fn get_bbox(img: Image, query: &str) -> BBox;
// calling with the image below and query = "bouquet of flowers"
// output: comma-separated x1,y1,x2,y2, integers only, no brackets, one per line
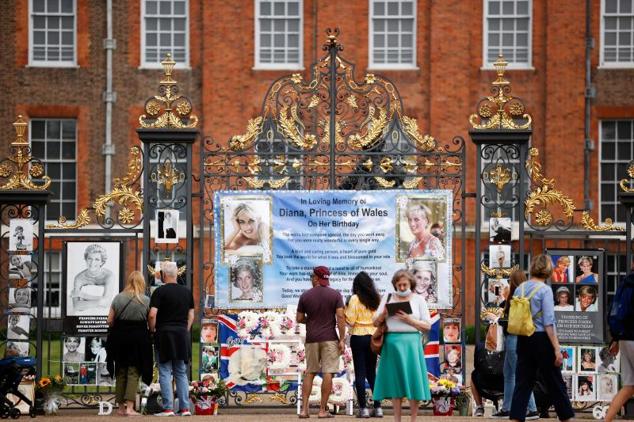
429,379,461,397
190,375,227,416
36,375,65,415
259,312,281,339
278,315,296,336
236,311,260,338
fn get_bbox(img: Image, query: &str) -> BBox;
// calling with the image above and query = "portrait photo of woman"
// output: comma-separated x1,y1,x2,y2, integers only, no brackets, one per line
441,345,462,372
489,244,511,269
551,256,571,283
597,374,618,401
575,256,599,284
575,376,595,401
7,314,30,341
200,319,218,344
9,219,33,252
578,348,597,373
5,341,29,358
8,255,37,280
201,346,219,373
398,200,446,261
553,286,574,311
85,336,112,386
489,217,512,244
409,259,438,304
63,336,85,363
597,346,619,373
222,198,272,263
442,318,461,344
66,242,120,317
230,257,263,303
155,209,179,244
575,285,598,312
8,287,31,312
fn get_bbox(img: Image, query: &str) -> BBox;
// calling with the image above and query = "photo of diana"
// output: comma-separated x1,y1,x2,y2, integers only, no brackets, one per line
229,257,263,303
398,199,446,262
553,286,574,311
575,285,598,312
222,198,272,263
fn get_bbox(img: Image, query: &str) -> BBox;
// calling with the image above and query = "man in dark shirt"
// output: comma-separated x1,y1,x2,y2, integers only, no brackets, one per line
149,261,195,416
296,266,345,419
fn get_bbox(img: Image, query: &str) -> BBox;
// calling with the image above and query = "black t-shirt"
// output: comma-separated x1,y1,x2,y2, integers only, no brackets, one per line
150,283,194,328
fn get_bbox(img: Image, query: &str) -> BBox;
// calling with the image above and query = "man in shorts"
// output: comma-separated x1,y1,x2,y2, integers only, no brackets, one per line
297,266,345,419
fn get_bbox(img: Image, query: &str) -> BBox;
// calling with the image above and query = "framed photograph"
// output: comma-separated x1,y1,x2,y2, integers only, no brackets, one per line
6,381,34,415
442,318,461,344
229,257,263,303
7,314,30,340
84,336,113,385
440,366,463,386
155,209,180,244
487,278,509,306
597,374,619,401
597,346,620,373
553,285,574,312
575,284,598,312
562,374,573,400
578,347,598,373
550,255,573,284
63,362,80,385
201,345,219,373
489,245,511,269
5,341,29,358
226,343,268,386
201,319,218,344
63,336,85,363
489,217,511,244
8,287,31,312
396,196,448,262
79,362,97,385
561,346,576,373
64,241,121,317
221,196,273,263
574,375,596,401
204,294,215,309
574,255,600,285
410,259,438,304
267,340,306,376
9,219,33,252
8,255,36,280
441,345,462,372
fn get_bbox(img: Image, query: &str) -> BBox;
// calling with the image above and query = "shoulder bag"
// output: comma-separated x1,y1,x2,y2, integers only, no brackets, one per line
370,294,392,355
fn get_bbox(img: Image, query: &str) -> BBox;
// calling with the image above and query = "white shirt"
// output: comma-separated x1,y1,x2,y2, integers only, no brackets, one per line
554,304,574,311
374,293,431,333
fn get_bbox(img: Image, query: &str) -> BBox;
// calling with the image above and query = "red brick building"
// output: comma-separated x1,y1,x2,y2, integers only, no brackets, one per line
2,0,634,322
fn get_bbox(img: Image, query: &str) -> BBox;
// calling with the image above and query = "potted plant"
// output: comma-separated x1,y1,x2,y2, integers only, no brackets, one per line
189,374,227,415
454,391,471,416
429,379,462,416
36,375,65,415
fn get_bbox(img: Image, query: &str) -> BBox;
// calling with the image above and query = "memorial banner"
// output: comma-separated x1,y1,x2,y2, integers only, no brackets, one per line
546,249,606,345
214,190,453,309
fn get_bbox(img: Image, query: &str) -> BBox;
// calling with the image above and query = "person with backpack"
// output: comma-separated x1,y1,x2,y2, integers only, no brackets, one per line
605,272,634,422
508,255,574,422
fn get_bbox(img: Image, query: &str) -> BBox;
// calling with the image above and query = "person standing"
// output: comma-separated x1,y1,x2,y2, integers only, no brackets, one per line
149,262,195,417
373,269,431,422
492,269,539,420
106,271,152,416
509,255,574,422
345,271,383,418
605,272,634,422
297,266,345,419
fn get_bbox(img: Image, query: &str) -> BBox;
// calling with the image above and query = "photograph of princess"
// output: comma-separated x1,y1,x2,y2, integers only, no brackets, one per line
575,285,598,312
230,257,263,303
222,198,272,263
576,376,595,401
575,256,598,284
9,220,33,252
578,348,597,373
409,259,438,304
551,256,571,283
398,199,446,261
553,286,574,311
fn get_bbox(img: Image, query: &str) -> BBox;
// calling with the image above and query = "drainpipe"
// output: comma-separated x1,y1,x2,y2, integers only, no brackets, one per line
584,0,595,211
103,0,117,213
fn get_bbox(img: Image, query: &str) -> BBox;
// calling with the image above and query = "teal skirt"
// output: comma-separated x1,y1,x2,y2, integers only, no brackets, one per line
373,332,431,401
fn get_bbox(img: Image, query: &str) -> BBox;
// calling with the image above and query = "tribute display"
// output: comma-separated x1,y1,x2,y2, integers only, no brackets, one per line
214,190,453,309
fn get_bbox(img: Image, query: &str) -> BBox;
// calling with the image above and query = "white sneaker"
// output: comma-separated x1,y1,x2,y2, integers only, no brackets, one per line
155,410,175,417
177,410,192,417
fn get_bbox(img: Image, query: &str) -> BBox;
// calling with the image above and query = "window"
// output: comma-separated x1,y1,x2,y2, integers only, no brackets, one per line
39,252,62,318
30,0,76,66
483,0,531,67
255,0,303,69
601,0,634,66
600,120,633,223
369,0,416,68
30,119,77,221
142,0,189,67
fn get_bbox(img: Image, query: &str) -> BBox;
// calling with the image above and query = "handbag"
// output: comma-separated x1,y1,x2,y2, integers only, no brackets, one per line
370,294,391,355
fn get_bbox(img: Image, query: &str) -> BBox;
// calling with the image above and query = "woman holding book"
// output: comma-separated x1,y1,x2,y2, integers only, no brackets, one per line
373,269,431,422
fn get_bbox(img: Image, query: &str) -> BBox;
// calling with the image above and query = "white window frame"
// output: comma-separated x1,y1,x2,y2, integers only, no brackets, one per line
482,0,533,69
28,0,77,67
37,251,62,319
598,119,633,223
140,0,190,69
254,0,304,70
368,0,418,70
29,118,78,223
600,0,634,68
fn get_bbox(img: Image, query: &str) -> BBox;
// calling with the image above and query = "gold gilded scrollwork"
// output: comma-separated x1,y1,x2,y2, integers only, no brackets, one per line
229,117,263,151
278,105,317,150
401,116,436,151
619,160,634,193
469,55,532,130
580,211,621,231
138,54,198,129
151,158,185,196
0,116,52,191
348,106,387,149
374,177,396,188
524,147,575,227
147,261,187,277
481,263,519,279
488,164,512,192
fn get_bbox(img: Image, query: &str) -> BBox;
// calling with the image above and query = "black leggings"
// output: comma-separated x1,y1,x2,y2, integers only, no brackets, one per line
350,335,380,409
510,332,574,421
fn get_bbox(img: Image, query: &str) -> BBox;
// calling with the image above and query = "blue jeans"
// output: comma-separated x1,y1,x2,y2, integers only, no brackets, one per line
503,335,536,413
158,358,190,412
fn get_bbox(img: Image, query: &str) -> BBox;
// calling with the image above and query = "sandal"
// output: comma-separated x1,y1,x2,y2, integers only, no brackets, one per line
298,414,310,419
317,414,334,419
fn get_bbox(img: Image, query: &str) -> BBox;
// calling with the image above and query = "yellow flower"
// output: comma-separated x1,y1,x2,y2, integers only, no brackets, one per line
38,378,51,388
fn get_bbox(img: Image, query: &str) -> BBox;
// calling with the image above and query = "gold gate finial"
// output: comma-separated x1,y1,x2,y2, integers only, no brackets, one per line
0,115,51,191
138,54,198,129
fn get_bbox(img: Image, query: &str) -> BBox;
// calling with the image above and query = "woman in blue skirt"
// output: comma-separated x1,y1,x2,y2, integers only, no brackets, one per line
373,269,431,421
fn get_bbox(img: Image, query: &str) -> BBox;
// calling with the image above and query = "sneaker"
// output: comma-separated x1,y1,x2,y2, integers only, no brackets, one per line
357,408,370,418
491,410,510,419
474,407,485,417
154,410,175,417
526,411,540,420
177,410,192,417
372,408,383,418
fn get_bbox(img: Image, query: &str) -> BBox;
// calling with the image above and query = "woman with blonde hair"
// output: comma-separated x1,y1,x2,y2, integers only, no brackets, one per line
106,271,153,416
404,202,445,260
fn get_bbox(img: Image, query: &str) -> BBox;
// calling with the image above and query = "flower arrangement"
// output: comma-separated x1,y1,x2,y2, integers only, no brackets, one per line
259,312,281,338
236,311,260,338
429,379,462,397
190,374,227,399
36,375,65,395
267,343,291,370
278,315,295,336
